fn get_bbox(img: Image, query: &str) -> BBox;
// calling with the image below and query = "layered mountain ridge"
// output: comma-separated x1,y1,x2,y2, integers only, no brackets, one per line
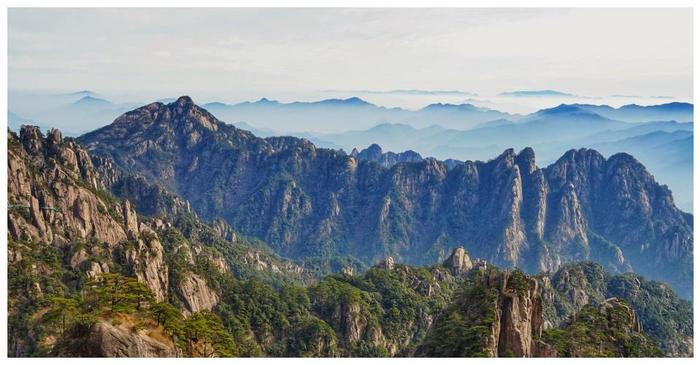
77,96,693,298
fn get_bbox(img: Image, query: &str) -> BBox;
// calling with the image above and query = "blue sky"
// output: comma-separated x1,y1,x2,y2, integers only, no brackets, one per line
8,8,693,111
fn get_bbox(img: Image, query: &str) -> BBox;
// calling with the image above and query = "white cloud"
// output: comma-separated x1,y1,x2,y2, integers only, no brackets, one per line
8,8,692,109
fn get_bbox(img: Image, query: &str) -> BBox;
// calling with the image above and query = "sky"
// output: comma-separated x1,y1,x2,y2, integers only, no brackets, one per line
8,8,693,112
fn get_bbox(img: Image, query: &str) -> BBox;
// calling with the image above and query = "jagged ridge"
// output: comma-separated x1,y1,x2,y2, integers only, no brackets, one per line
76,96,693,299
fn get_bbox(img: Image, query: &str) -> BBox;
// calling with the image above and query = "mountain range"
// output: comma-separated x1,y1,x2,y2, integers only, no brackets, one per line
76,97,693,299
7,94,695,357
9,93,693,213
301,111,693,212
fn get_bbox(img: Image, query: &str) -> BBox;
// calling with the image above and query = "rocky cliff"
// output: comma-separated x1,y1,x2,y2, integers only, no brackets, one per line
7,126,304,357
78,97,693,298
416,264,554,357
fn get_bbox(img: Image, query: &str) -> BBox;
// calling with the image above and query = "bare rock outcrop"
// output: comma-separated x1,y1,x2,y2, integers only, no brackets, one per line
377,256,395,270
125,227,169,302
56,319,177,357
495,277,547,357
444,246,472,275
8,127,128,247
177,272,219,315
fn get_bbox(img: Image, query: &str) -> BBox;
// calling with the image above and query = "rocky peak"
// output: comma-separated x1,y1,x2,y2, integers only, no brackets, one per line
19,125,44,156
122,200,139,238
444,246,473,275
47,128,63,145
493,148,517,169
341,266,354,276
362,143,383,158
212,218,238,243
356,143,423,168
8,127,128,246
515,147,537,175
377,256,395,270
55,318,178,357
175,95,194,107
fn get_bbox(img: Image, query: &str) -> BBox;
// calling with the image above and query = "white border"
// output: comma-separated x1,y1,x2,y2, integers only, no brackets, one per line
1,1,697,364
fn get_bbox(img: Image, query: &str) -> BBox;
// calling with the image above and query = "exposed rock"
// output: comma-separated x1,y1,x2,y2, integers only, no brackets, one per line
56,319,177,357
496,277,545,357
8,128,128,247
212,218,237,242
177,272,219,315
419,270,551,357
444,246,472,275
122,200,139,238
240,250,304,275
70,248,90,269
599,298,643,333
125,227,169,302
173,243,195,265
378,256,395,270
211,256,228,274
356,144,423,168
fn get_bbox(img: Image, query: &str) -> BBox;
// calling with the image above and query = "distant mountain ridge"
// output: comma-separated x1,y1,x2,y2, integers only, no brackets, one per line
203,97,520,132
78,96,694,299
301,108,693,212
73,95,112,106
574,102,693,123
11,92,693,211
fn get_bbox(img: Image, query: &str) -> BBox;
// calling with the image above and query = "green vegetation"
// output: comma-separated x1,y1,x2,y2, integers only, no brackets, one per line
543,301,662,357
418,280,499,357
541,261,693,356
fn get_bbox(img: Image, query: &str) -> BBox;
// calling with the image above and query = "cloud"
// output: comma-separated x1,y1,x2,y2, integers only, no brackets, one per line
325,89,478,96
499,90,575,97
8,8,692,105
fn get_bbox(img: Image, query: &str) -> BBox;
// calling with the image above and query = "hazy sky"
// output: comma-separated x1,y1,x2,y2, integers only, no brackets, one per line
8,8,693,109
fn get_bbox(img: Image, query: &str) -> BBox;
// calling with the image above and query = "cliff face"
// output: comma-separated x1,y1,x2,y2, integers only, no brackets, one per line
494,275,547,357
7,127,294,357
8,127,175,303
78,97,693,298
177,272,220,315
9,127,128,247
417,264,554,357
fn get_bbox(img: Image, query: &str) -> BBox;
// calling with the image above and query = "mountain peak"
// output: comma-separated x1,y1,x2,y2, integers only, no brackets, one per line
74,95,111,105
174,95,194,106
516,147,537,173
366,143,383,153
530,104,604,120
256,97,278,104
318,97,371,106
